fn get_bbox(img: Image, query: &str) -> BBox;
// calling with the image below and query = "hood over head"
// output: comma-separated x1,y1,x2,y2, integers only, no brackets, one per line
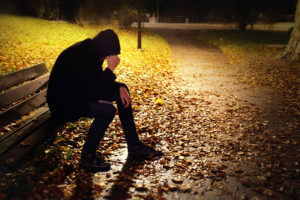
92,29,121,58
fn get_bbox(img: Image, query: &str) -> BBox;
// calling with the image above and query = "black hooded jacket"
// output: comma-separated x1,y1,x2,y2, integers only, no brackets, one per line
46,29,123,121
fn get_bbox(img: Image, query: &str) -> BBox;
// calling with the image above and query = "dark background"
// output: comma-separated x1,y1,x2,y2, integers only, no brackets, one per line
0,0,296,30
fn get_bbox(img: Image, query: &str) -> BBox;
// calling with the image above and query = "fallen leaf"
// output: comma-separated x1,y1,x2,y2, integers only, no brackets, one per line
155,98,163,105
172,176,183,184
6,157,15,164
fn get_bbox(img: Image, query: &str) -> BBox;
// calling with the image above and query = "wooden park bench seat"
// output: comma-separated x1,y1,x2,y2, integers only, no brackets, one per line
0,63,58,171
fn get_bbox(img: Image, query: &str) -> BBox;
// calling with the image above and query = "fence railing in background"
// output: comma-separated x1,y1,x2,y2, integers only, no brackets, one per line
147,15,295,24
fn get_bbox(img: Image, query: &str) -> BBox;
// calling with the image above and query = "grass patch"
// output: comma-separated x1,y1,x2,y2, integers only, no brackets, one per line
196,30,300,90
196,30,289,62
0,14,171,75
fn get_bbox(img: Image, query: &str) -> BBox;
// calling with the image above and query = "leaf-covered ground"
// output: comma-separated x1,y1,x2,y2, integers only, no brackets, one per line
1,15,300,200
150,29,300,199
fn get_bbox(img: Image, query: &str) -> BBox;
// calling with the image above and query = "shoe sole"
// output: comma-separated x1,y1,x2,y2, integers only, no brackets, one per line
91,165,110,172
128,152,164,159
80,161,111,172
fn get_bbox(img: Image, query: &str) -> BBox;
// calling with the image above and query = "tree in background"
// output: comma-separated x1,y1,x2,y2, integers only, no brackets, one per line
0,0,16,13
75,0,115,25
277,0,300,60
232,0,295,31
233,0,258,31
30,0,60,20
61,0,83,21
114,2,138,29
28,0,82,21
114,0,152,29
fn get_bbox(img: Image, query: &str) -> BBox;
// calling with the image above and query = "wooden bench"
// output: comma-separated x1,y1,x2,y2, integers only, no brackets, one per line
0,63,57,171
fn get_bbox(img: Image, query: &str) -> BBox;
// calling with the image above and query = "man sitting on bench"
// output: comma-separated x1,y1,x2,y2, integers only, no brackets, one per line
46,29,163,172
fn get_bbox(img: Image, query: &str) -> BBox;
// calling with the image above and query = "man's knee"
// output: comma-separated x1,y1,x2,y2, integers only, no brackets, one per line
89,100,116,120
105,103,116,120
98,100,116,120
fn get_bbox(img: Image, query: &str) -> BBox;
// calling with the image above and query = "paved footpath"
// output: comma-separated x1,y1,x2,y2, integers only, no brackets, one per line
149,28,283,112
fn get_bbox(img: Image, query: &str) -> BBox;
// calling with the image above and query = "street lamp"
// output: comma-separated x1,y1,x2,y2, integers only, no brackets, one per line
137,0,142,50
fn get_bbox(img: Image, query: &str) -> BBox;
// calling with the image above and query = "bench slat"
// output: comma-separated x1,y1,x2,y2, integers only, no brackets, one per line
0,63,48,91
0,110,52,171
0,63,57,172
0,75,49,109
0,90,47,127
0,106,49,155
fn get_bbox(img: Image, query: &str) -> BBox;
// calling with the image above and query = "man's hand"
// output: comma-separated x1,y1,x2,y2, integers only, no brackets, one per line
119,86,130,108
107,55,120,72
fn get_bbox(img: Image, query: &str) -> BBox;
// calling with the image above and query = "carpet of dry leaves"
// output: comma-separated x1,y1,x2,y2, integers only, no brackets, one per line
0,16,300,200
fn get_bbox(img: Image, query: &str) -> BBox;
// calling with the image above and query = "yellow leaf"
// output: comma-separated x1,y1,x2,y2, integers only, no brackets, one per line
155,98,163,105
257,176,267,181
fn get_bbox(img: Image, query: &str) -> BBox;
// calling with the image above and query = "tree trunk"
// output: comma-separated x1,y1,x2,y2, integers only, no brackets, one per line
277,0,300,60
239,21,247,31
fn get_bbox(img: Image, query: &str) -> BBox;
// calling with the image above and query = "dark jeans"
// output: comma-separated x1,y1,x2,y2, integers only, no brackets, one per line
81,85,140,156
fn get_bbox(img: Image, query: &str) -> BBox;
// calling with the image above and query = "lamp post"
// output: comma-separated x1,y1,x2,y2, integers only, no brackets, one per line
156,0,160,23
137,0,142,50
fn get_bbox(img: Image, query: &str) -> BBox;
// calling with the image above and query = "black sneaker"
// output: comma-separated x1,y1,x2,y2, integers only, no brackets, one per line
80,154,110,172
128,143,163,157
